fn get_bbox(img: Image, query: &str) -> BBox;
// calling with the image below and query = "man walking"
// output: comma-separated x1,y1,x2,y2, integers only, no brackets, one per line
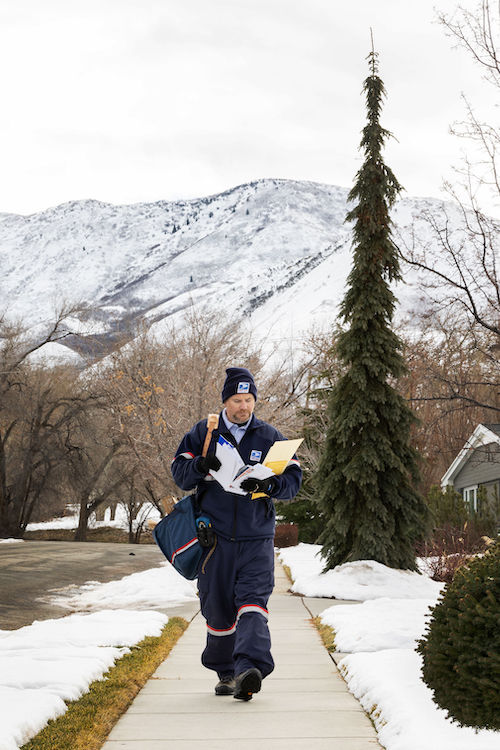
171,367,302,700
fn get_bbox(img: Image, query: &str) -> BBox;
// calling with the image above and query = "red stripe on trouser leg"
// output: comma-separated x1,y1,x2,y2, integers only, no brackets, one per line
198,536,275,679
207,622,237,636
237,604,269,621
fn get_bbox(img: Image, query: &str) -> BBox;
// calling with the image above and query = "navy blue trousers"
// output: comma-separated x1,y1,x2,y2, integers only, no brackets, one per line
197,535,275,679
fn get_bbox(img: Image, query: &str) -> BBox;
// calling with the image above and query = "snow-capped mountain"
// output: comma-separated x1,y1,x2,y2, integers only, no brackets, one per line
0,178,440,364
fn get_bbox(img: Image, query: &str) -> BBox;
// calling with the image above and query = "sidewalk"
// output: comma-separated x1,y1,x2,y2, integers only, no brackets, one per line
102,558,383,750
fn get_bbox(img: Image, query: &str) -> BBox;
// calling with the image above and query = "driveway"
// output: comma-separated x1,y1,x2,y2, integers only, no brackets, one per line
0,540,175,630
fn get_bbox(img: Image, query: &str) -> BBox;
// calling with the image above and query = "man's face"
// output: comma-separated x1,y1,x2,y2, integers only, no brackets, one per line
224,394,256,425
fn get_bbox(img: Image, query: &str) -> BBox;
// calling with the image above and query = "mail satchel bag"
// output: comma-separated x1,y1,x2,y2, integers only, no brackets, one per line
155,414,219,579
153,494,203,580
153,495,217,581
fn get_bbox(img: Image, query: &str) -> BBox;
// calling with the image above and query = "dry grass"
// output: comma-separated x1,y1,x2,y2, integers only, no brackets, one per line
21,617,188,750
23,527,156,544
312,615,336,653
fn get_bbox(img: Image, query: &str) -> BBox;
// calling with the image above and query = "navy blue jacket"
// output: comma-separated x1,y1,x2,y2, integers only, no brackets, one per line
171,412,302,541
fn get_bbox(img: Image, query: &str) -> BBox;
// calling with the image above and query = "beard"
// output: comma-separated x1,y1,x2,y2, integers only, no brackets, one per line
233,416,250,425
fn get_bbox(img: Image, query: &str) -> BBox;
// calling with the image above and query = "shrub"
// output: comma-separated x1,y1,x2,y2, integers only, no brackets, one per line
416,522,490,583
275,497,323,543
427,484,467,528
417,543,500,731
274,523,298,548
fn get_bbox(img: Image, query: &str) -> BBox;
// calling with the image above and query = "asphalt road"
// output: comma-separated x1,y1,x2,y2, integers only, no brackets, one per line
0,540,186,630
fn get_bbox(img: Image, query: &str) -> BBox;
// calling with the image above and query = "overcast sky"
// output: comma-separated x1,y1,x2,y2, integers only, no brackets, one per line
0,0,491,216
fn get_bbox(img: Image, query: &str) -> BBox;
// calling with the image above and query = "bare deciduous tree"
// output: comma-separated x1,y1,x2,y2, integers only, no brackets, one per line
397,1,500,422
0,306,98,538
98,307,307,515
399,316,500,491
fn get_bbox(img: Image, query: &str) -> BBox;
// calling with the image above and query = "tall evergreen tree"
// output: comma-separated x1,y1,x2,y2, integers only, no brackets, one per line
316,50,428,571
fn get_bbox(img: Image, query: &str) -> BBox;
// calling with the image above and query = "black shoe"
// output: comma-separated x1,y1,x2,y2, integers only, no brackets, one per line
215,676,235,695
233,668,262,701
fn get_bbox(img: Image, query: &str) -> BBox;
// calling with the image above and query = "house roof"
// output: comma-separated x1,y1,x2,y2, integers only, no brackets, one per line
483,423,500,437
441,423,500,489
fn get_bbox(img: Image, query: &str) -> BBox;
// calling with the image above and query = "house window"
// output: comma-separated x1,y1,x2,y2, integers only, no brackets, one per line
464,486,478,513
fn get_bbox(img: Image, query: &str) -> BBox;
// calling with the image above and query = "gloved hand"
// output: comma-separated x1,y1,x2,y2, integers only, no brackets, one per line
240,476,278,496
197,453,221,474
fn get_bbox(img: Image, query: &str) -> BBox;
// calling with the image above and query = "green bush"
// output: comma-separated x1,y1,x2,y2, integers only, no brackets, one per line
275,496,323,543
417,543,500,731
427,484,467,528
426,484,499,538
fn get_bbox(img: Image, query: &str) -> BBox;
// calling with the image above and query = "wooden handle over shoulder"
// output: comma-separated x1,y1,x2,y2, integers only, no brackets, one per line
202,413,219,457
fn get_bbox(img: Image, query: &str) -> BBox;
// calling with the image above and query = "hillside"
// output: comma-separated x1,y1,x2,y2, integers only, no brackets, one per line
0,178,444,363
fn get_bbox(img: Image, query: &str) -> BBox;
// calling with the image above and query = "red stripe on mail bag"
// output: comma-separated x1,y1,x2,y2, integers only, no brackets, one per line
171,536,199,564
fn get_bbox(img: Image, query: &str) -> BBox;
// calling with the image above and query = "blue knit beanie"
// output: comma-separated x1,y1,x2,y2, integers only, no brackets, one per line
221,367,257,402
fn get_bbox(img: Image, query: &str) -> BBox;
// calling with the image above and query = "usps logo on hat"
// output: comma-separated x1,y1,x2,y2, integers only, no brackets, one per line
237,382,250,393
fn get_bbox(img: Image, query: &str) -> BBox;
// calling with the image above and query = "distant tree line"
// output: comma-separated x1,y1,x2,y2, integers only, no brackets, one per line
0,306,305,541
2,288,500,545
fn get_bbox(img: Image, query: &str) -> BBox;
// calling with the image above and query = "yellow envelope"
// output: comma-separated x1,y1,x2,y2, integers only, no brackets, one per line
252,438,303,498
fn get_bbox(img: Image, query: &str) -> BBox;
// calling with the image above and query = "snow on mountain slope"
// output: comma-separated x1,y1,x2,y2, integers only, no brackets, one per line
0,178,447,362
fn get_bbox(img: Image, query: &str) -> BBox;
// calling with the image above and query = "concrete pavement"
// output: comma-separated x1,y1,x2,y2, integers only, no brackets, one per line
102,558,382,750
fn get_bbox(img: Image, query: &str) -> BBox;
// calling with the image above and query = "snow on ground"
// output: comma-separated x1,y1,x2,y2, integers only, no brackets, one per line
2,519,499,750
0,610,170,750
0,538,24,544
25,503,161,532
0,510,195,750
43,561,198,613
278,543,500,750
1,505,144,545
279,542,443,600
